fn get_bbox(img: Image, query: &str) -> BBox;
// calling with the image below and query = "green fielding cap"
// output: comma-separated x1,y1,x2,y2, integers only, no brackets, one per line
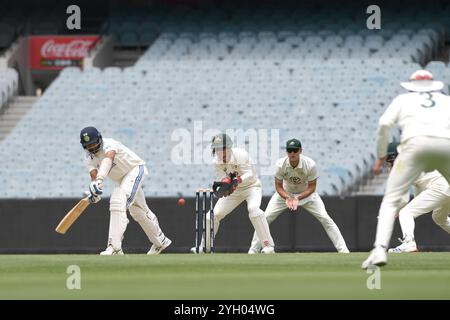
286,138,302,149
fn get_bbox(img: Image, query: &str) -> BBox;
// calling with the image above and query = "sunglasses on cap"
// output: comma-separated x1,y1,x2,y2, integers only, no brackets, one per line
287,148,299,153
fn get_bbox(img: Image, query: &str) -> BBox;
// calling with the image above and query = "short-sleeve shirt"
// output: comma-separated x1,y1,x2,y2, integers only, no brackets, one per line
275,155,318,194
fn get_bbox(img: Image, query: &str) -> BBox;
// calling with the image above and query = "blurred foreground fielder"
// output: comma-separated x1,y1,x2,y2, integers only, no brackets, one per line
192,133,275,253
80,126,171,255
248,139,349,253
363,70,450,268
381,142,450,253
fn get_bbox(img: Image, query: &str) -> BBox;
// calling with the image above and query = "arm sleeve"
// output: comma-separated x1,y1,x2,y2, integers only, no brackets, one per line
376,97,402,158
85,157,98,173
275,163,284,181
238,151,254,183
239,164,254,183
103,140,119,153
307,161,319,181
97,157,113,181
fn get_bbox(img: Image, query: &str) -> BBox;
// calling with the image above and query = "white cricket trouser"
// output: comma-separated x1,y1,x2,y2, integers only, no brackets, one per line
249,192,348,252
204,185,274,249
399,187,450,238
108,165,166,250
375,136,450,249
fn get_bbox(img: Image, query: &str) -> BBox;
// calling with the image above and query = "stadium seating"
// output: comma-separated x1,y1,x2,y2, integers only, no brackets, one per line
101,2,450,52
0,68,18,111
0,58,419,198
1,3,449,198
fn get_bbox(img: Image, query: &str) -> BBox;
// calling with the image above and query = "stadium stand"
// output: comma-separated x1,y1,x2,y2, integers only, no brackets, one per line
101,2,449,53
0,1,106,52
1,2,450,198
0,58,421,198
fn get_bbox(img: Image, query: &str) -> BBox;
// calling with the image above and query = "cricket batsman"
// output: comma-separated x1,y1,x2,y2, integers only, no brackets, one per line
248,138,349,253
363,70,450,268
192,133,275,253
81,126,171,255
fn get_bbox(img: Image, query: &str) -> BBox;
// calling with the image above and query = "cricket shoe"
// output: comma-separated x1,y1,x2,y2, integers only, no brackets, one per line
361,246,387,269
388,237,418,253
248,247,260,254
100,245,124,255
148,237,172,255
261,246,275,254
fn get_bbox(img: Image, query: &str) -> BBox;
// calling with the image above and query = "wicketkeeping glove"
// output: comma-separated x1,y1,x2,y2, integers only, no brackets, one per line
229,171,242,187
212,178,234,198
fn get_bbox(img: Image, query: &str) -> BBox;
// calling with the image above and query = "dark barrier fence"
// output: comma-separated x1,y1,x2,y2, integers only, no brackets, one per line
0,196,448,253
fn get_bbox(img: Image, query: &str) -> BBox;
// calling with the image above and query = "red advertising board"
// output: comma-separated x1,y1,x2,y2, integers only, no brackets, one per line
29,35,99,70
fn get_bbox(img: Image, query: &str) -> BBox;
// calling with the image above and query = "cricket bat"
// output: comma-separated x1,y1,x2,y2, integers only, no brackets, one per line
55,197,90,234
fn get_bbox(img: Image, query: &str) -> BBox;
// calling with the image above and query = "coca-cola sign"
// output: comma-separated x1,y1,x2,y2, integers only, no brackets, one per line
29,36,99,70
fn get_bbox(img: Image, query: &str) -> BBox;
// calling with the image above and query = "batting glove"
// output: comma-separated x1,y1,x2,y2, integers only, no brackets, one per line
89,179,103,196
84,191,101,204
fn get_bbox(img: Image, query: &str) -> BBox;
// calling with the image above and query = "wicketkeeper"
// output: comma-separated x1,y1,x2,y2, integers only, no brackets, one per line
191,133,275,253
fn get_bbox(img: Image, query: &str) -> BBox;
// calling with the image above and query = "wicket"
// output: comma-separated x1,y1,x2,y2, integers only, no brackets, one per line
195,188,214,253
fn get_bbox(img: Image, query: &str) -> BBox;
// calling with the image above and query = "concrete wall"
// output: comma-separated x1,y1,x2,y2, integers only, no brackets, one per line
2,37,35,95
84,36,114,69
0,196,449,253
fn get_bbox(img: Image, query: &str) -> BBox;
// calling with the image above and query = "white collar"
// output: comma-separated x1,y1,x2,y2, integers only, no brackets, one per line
286,155,302,169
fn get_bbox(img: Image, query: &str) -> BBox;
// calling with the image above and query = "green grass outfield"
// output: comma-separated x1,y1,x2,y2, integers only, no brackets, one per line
0,253,449,299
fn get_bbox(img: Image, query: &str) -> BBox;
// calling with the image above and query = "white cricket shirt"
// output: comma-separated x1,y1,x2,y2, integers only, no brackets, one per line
376,92,450,158
213,147,260,189
275,155,318,194
85,138,145,182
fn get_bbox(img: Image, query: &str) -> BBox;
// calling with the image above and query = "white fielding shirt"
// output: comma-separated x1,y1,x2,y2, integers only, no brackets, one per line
275,155,318,194
214,147,260,189
376,92,450,158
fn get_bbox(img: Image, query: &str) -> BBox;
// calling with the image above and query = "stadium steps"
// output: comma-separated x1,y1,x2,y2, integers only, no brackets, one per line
0,96,38,142
113,49,143,67
354,171,389,195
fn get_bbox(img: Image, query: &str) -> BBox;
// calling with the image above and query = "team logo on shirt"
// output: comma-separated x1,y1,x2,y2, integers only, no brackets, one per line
289,176,304,184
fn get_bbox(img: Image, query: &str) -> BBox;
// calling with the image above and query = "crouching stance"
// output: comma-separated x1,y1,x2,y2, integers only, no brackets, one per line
80,126,171,255
382,142,450,253
192,133,275,253
249,139,349,254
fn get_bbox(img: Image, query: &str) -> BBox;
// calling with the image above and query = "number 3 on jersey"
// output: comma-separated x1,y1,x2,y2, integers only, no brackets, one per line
420,92,436,108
